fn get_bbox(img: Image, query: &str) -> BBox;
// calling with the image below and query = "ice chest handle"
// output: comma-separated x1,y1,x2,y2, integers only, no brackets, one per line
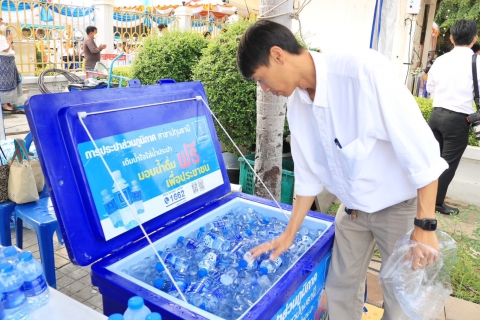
302,260,319,275
157,79,176,85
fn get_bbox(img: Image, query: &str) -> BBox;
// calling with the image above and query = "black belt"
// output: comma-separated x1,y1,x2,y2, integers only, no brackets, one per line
345,207,358,215
433,107,468,117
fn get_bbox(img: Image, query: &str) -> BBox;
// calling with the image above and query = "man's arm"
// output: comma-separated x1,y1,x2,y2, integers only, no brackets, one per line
407,180,440,269
250,195,316,260
1,34,13,52
426,64,436,93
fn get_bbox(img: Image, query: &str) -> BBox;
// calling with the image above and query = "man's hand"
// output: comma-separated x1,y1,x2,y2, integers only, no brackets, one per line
405,227,440,270
249,230,296,260
6,34,13,43
100,44,107,50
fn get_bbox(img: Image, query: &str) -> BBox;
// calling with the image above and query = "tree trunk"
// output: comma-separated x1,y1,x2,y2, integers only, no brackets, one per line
254,0,293,201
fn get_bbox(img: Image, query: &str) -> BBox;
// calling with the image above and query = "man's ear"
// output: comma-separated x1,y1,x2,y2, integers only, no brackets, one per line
270,46,285,65
450,36,455,46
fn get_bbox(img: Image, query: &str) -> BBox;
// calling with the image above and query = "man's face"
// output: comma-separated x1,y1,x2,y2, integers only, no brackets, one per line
251,58,296,97
89,30,97,39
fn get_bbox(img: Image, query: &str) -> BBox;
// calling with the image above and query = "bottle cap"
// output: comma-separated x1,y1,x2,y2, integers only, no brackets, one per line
259,267,268,275
222,229,228,235
108,313,124,320
18,251,33,262
101,189,108,196
199,303,206,310
198,268,208,277
157,250,163,256
199,227,205,232
155,262,165,272
249,220,255,226
177,236,185,244
262,216,270,224
246,228,253,236
239,259,248,268
0,262,13,273
145,313,162,320
3,246,17,257
153,278,164,289
127,296,144,310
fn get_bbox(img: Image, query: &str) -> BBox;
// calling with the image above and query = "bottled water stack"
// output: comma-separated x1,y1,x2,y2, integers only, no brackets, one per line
0,262,30,320
124,206,326,320
16,252,50,310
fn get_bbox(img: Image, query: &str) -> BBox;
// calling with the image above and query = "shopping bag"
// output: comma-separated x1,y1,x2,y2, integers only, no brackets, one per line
19,138,44,193
8,139,39,204
0,145,10,202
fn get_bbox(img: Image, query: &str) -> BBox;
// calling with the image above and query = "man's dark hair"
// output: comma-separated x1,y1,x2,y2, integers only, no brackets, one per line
158,23,167,31
203,31,211,38
472,43,480,53
85,26,97,35
450,19,478,46
237,20,303,79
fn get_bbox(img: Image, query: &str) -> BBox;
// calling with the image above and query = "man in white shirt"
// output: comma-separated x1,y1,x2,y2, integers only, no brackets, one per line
237,21,447,319
427,19,479,215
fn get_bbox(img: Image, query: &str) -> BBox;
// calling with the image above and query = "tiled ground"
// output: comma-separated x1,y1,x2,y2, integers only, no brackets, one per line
9,228,104,315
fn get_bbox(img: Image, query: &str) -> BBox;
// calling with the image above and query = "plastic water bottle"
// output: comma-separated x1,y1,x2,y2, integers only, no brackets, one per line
101,189,124,228
16,251,49,310
123,296,151,320
259,256,285,275
160,251,190,274
176,236,204,252
198,251,219,275
153,278,173,293
0,280,5,320
2,246,20,264
130,180,145,214
0,262,30,320
201,233,230,251
145,313,162,320
108,313,124,320
111,170,137,230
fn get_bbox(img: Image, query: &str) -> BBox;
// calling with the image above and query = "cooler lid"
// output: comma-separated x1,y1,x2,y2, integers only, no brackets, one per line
25,81,231,266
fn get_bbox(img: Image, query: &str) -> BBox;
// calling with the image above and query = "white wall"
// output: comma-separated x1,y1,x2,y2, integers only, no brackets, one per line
291,0,375,52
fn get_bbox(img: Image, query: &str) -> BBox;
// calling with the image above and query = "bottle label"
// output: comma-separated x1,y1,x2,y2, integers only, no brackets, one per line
175,280,187,292
3,287,26,309
187,281,204,294
131,190,142,202
234,234,243,242
104,198,118,215
164,253,177,266
230,242,243,253
274,257,283,268
212,287,226,299
203,233,216,248
185,239,201,250
23,274,48,297
204,252,218,263
213,220,226,228
115,187,131,208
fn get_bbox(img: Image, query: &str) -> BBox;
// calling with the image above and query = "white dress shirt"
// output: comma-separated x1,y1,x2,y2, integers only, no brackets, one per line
0,35,14,56
426,46,479,115
287,50,448,213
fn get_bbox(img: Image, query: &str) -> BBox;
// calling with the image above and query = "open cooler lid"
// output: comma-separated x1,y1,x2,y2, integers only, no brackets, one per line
25,81,232,266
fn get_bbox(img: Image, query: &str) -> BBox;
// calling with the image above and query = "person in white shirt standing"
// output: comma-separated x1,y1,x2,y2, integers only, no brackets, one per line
237,21,448,319
427,19,479,215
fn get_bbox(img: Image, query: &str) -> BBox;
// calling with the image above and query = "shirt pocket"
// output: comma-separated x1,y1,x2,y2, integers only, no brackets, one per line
337,137,376,180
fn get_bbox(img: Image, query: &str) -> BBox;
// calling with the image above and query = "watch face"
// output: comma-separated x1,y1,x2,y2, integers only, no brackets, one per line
423,219,437,231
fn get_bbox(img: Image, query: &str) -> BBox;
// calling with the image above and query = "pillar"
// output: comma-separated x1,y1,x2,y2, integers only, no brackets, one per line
174,6,193,32
93,0,115,54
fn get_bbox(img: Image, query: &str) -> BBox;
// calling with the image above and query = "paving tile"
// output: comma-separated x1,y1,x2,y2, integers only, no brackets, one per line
56,275,75,289
55,247,70,259
77,274,93,286
54,254,71,269
82,264,92,273
82,301,97,311
32,251,41,260
94,307,104,314
57,263,82,276
69,293,85,303
69,268,89,280
63,280,87,294
75,286,99,301
86,294,103,308
58,287,75,298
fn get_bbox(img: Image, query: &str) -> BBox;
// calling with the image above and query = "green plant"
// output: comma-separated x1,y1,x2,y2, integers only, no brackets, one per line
132,31,208,84
112,66,133,79
192,20,290,155
436,206,480,304
414,97,478,147
326,202,340,216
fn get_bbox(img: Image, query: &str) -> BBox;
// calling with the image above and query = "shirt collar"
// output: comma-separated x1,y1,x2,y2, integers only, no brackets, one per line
451,46,476,54
298,51,328,107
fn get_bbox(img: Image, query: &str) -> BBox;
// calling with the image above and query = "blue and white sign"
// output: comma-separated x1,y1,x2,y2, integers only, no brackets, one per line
272,253,331,320
77,116,223,240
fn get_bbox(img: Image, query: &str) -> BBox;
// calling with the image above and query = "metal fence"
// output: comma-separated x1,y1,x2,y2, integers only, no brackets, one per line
1,1,225,76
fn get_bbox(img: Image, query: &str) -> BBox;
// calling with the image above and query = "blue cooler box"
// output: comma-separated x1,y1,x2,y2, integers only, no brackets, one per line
25,81,334,320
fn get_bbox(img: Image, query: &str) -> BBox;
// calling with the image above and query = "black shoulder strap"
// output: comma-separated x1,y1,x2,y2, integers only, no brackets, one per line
473,54,480,108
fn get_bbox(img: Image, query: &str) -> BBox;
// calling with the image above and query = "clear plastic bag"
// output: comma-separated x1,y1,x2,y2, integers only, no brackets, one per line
379,229,457,320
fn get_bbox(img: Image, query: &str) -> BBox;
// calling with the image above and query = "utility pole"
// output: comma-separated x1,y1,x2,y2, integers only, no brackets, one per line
253,0,293,202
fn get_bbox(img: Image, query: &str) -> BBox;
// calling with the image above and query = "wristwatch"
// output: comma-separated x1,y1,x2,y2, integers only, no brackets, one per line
414,218,437,231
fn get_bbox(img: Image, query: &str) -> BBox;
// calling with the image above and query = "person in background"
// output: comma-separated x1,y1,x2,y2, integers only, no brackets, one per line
227,11,240,24
0,17,24,114
237,20,446,320
472,43,480,55
426,19,479,215
83,26,106,72
203,31,211,40
114,42,125,54
158,23,167,36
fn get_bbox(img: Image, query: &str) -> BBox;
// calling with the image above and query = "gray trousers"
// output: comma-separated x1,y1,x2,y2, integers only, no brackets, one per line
325,199,417,320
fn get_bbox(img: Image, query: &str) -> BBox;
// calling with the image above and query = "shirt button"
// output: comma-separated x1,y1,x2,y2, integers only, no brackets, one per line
324,143,329,147
340,192,345,195
318,115,323,120
331,168,335,172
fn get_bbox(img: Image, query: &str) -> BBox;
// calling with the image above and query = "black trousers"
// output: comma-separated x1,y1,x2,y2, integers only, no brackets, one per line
428,107,470,205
